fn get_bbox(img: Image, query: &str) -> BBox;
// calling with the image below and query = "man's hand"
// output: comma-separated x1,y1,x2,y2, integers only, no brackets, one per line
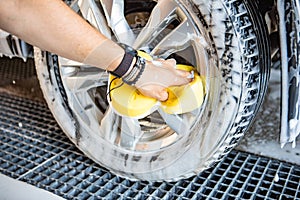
135,58,193,101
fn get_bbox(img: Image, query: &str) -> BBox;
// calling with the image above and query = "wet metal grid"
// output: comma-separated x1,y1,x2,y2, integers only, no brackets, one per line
0,56,36,86
0,93,299,200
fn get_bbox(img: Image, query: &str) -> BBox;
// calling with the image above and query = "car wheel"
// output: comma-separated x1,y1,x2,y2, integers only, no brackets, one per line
35,0,270,181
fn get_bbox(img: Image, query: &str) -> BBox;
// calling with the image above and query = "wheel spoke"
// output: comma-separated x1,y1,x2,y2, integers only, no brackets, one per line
99,0,135,44
150,19,198,58
158,109,190,136
77,0,111,38
133,0,178,50
59,64,109,130
119,118,143,150
69,91,103,131
99,107,145,150
60,63,108,93
99,106,121,141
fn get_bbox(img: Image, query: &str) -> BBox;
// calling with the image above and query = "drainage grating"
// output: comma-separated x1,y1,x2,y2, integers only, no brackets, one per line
0,57,36,86
0,93,299,200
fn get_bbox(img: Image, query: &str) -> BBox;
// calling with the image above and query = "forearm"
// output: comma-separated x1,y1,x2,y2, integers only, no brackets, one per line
0,0,123,70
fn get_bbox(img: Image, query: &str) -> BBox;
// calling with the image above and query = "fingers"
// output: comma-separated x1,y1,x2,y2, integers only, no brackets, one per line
157,90,169,102
164,58,176,68
135,58,193,101
175,69,193,84
162,59,193,85
138,86,169,102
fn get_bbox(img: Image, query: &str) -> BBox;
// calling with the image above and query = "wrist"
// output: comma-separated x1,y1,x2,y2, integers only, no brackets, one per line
110,44,137,78
106,53,124,72
109,44,146,86
122,57,136,77
122,55,146,85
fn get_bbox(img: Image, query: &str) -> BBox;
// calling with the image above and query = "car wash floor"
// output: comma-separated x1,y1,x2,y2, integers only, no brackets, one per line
0,56,299,200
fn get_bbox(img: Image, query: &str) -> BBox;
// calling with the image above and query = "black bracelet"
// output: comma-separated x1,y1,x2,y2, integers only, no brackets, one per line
122,55,146,85
110,44,137,78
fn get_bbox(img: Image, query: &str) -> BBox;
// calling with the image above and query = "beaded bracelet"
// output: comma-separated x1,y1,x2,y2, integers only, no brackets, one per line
122,55,146,85
110,43,146,85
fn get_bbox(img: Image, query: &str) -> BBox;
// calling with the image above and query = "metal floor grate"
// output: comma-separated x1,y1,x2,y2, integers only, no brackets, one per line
0,93,299,200
0,57,36,86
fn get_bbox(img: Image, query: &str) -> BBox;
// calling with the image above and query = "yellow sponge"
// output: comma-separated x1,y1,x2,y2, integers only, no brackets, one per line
107,52,205,118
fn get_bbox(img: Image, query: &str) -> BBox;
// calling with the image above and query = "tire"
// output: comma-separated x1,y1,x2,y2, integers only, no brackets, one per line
34,0,270,181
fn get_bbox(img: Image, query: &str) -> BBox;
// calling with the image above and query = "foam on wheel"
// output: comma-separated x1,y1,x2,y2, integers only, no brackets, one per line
35,0,270,181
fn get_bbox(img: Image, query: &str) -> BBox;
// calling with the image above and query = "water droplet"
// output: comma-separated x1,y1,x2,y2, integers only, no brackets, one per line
274,173,279,182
